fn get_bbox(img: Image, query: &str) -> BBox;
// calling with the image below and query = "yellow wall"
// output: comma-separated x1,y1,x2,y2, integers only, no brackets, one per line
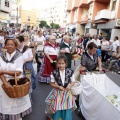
21,9,37,27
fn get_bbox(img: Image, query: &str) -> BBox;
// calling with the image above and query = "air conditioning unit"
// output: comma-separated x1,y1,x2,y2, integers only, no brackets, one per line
116,19,120,27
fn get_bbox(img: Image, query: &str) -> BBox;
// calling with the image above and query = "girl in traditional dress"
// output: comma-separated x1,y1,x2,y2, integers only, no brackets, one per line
45,55,77,120
38,35,59,83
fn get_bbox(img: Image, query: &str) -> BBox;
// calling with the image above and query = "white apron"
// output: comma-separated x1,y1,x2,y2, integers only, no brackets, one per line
0,80,31,115
0,53,31,115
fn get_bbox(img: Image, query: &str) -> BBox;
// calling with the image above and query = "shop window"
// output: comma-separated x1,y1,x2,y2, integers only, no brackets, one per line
112,0,116,11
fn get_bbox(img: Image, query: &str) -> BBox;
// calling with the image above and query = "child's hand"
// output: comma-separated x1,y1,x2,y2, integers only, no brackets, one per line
59,86,65,91
66,86,71,92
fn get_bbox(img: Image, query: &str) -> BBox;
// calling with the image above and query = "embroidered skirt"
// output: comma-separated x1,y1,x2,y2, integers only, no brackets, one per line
45,89,77,119
0,107,32,120
38,55,57,83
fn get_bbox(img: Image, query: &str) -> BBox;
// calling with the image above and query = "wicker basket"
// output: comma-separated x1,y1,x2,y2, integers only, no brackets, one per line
72,54,79,60
70,81,82,95
2,72,31,98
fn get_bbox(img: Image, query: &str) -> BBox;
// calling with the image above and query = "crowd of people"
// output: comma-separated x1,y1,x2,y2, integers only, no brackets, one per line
0,27,120,120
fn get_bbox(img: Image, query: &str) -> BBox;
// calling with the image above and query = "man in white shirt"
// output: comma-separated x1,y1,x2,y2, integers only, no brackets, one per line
112,36,120,52
91,36,101,47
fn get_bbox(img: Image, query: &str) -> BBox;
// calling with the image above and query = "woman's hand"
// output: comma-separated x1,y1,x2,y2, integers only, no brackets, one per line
60,49,66,53
98,67,102,72
4,82,12,88
66,85,71,92
0,70,3,75
59,86,65,91
50,59,53,63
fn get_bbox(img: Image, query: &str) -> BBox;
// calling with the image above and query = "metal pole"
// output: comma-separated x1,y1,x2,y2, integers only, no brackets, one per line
16,6,18,28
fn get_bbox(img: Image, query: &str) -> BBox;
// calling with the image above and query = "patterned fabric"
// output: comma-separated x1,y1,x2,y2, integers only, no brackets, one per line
38,59,51,83
0,107,32,120
52,68,73,88
45,89,77,116
0,50,22,63
81,51,98,71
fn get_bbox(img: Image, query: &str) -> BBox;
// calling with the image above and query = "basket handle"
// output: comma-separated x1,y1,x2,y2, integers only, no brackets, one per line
15,72,18,86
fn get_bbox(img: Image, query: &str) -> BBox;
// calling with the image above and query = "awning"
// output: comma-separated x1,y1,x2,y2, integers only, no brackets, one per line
97,20,116,29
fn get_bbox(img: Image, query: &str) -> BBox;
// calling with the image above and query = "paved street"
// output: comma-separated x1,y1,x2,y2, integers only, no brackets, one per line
23,60,120,120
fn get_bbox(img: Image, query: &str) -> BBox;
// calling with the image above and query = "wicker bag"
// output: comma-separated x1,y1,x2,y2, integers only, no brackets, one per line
2,72,31,98
70,81,82,95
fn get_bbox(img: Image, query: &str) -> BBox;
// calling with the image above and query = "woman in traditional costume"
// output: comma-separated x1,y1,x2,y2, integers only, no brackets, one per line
0,38,31,120
38,35,59,83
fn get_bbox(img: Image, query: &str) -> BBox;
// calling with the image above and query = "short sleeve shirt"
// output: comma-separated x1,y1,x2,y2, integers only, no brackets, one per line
81,52,98,71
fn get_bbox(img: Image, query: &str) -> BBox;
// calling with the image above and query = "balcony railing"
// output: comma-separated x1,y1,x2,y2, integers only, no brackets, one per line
95,9,116,20
81,15,88,22
72,0,79,10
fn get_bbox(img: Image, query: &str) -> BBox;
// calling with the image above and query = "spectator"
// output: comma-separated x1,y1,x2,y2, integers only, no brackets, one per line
83,33,89,50
112,36,120,52
101,37,109,62
98,32,103,40
107,46,120,70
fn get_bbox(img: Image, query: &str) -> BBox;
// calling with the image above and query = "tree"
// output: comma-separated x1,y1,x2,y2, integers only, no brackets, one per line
50,23,60,29
50,23,55,29
39,20,47,28
54,24,60,29
46,24,50,29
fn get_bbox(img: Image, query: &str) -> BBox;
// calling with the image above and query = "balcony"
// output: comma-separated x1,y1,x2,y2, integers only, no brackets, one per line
67,0,72,12
72,0,79,11
95,9,116,21
80,15,88,24
88,0,110,4
79,0,89,8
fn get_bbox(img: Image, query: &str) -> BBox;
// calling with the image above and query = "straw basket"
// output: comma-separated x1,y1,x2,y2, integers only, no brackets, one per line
72,54,79,60
70,81,82,95
2,72,31,98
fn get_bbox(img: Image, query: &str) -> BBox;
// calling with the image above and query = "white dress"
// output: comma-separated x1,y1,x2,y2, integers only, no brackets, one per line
0,51,31,115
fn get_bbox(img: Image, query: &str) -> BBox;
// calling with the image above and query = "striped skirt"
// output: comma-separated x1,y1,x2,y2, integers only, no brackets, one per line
0,107,32,120
45,89,77,119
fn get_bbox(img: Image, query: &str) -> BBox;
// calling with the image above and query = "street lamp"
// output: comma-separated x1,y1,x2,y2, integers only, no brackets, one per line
16,6,18,28
16,0,20,28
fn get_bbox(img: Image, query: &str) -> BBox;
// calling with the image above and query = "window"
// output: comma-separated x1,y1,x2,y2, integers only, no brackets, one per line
27,16,30,21
112,0,116,11
5,0,9,7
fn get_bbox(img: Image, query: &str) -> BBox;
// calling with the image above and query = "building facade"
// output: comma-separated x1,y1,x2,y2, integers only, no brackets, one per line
20,0,40,29
40,0,68,29
67,0,120,40
0,0,12,29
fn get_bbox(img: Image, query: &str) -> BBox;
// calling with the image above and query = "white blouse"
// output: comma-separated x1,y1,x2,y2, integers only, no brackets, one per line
22,49,33,60
0,51,24,79
34,35,45,45
51,69,75,85
44,45,59,56
102,41,109,46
